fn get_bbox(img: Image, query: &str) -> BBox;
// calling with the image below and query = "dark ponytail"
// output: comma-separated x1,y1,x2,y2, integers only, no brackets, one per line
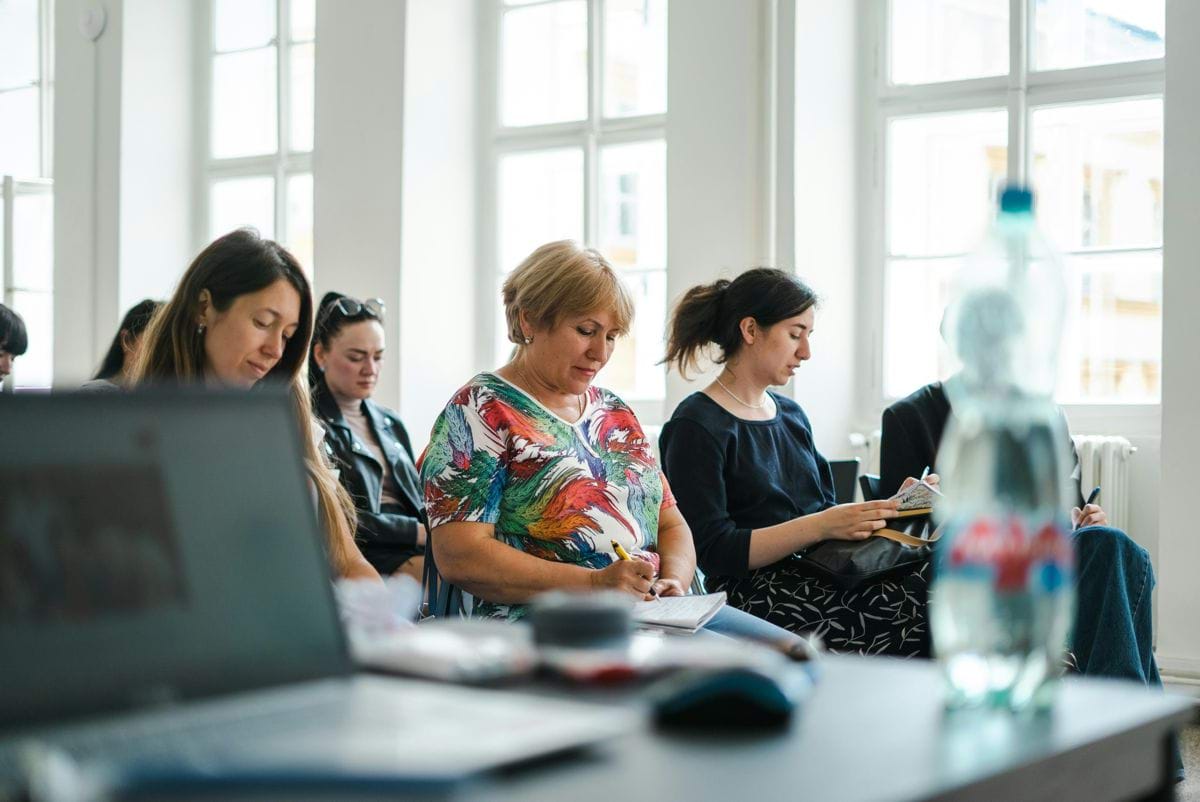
663,268,818,378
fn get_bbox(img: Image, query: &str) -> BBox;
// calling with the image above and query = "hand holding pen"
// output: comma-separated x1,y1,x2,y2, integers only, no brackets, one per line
610,539,660,600
1072,486,1106,530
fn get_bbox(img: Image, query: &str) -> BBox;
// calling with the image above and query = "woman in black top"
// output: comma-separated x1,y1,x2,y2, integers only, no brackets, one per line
310,292,426,581
659,269,931,656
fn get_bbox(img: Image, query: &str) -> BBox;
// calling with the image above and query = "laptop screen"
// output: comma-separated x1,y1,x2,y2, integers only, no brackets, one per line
0,390,350,729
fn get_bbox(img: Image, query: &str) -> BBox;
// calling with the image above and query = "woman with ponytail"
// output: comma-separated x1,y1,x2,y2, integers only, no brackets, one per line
131,228,379,582
660,268,933,656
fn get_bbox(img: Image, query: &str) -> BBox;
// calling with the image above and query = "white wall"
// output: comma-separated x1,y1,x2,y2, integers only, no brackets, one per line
399,0,478,451
665,0,771,414
53,0,124,384
118,0,193,312
791,0,859,459
1156,0,1200,679
312,0,407,412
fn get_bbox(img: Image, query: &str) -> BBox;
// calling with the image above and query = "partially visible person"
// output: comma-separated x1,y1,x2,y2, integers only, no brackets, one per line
0,303,28,387
81,299,162,391
419,241,803,646
131,228,379,582
881,377,1157,681
659,268,931,657
310,292,426,583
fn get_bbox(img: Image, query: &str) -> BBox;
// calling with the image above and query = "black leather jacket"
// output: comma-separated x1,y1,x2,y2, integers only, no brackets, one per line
314,380,426,574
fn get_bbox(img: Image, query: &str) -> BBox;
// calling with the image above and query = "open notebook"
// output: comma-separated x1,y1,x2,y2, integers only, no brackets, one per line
633,592,727,633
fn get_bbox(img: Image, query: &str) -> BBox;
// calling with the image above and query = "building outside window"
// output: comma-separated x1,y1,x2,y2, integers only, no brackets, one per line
488,0,668,418
874,0,1164,406
0,0,54,391
205,0,315,273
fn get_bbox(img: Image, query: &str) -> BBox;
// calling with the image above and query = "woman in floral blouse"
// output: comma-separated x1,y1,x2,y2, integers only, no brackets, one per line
420,240,799,643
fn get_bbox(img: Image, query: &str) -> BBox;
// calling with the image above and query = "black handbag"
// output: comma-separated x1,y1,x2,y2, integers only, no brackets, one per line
793,519,940,591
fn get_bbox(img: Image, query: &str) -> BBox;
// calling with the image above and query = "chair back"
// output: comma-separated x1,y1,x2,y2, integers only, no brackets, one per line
828,458,861,504
859,473,882,502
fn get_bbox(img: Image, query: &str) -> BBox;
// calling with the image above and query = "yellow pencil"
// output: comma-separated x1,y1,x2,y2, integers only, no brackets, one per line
611,539,658,598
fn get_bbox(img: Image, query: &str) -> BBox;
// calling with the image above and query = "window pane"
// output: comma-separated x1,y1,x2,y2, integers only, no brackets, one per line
285,173,314,275
211,48,278,159
291,0,315,42
599,140,665,270
1058,251,1160,403
0,86,40,178
10,290,52,390
497,148,584,271
1034,0,1163,71
214,0,275,52
500,1,587,127
603,0,667,118
889,0,1008,85
882,257,960,399
290,42,314,153
0,0,39,89
887,110,1007,257
12,189,52,292
603,270,665,401
210,176,275,240
1031,98,1162,251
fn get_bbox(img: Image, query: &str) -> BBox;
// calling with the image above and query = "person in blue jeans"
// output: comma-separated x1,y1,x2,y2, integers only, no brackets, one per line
881,379,1180,779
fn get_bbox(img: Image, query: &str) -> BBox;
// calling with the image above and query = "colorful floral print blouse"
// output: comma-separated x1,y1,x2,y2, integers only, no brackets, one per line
420,372,675,620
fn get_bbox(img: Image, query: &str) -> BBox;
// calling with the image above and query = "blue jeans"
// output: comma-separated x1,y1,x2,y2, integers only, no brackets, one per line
1071,525,1181,780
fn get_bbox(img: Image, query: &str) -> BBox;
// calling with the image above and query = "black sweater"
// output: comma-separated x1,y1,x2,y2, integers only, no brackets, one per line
659,391,836,578
880,381,1085,507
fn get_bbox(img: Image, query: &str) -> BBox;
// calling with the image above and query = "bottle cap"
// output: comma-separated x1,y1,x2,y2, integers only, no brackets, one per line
999,186,1034,214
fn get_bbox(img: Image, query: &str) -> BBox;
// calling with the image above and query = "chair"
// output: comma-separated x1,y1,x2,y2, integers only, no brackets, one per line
828,458,861,504
421,531,472,619
859,473,882,502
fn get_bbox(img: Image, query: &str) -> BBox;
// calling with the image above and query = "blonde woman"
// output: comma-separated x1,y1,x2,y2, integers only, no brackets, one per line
420,241,800,644
132,228,378,581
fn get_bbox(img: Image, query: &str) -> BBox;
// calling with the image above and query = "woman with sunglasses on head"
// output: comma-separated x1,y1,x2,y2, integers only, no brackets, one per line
310,293,426,583
131,228,379,582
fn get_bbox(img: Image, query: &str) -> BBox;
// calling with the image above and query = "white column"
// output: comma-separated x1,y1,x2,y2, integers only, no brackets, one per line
52,0,124,385
665,0,769,413
313,0,407,412
1156,0,1200,678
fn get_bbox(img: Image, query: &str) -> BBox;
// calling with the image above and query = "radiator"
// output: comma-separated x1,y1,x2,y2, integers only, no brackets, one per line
1073,435,1137,532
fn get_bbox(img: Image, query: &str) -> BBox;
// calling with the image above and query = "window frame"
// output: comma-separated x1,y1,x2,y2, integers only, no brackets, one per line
479,0,668,425
1,0,55,391
198,0,313,264
863,0,1165,421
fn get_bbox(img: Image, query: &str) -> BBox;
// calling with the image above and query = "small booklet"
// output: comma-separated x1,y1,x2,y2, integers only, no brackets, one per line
889,479,943,517
633,592,727,633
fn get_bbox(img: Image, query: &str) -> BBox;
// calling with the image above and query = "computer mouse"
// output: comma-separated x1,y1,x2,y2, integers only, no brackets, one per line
649,666,811,732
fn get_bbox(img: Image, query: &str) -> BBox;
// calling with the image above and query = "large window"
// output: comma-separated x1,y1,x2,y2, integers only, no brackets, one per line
205,0,315,272
875,0,1164,405
488,0,668,413
0,0,53,391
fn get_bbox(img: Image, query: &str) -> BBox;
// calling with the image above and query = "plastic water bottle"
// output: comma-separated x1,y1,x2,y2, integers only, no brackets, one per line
931,186,1075,711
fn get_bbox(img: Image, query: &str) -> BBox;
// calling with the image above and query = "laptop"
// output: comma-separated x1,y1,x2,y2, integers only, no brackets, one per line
0,390,632,795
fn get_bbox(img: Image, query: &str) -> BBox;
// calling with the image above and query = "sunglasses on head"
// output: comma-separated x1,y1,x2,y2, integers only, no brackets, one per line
332,297,386,319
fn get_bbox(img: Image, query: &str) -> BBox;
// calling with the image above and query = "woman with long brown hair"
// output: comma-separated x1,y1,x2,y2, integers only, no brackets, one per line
132,228,378,581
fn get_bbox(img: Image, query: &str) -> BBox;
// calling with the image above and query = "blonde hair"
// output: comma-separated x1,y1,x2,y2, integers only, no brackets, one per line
132,232,360,579
502,240,634,344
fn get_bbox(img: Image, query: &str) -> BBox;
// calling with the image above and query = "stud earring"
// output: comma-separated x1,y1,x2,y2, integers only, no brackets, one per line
523,335,533,345
197,323,206,335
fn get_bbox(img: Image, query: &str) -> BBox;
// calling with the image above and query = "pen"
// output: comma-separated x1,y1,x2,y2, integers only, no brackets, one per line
1075,486,1101,530
919,465,930,482
611,539,658,599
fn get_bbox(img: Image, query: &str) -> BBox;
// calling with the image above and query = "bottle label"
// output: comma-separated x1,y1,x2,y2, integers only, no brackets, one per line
940,516,1073,594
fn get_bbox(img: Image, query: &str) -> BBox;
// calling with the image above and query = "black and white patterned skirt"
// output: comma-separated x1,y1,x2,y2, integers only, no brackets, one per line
707,559,932,658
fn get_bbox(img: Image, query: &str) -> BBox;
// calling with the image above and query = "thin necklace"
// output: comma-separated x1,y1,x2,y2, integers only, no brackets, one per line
517,362,585,420
715,374,769,409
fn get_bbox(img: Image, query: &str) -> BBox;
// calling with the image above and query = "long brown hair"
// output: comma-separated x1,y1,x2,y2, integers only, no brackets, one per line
132,229,358,577
663,268,818,379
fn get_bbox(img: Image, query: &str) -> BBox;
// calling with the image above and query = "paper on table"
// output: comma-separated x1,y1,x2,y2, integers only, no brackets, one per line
633,592,726,632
